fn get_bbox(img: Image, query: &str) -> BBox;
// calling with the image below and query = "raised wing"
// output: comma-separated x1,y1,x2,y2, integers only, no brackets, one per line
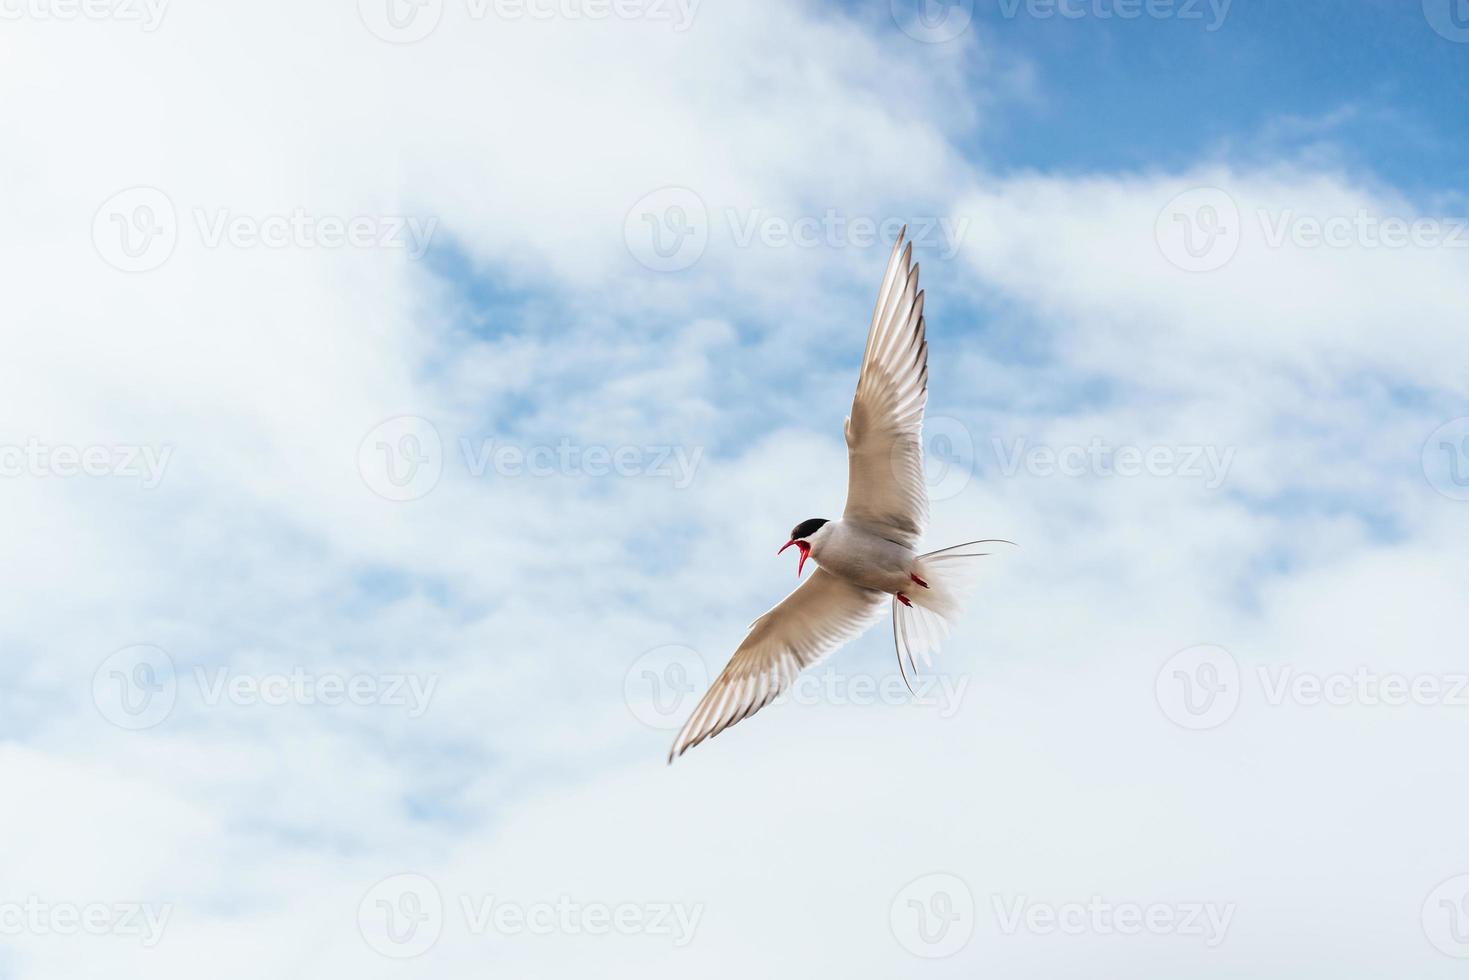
668,569,886,762
842,228,929,549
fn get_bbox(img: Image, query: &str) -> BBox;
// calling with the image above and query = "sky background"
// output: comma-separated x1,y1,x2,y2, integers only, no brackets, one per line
3,0,1469,975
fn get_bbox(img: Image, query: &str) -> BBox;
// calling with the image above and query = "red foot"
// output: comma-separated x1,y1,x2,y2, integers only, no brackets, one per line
910,573,929,589
896,593,913,607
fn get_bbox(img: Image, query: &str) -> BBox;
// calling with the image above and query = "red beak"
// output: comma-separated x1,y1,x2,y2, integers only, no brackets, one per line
778,539,811,576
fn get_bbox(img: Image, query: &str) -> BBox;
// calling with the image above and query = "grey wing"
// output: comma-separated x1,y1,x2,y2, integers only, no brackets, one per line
668,568,887,762
842,227,929,550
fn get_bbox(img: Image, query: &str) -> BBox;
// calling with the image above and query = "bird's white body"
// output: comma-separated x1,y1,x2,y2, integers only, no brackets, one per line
804,519,915,595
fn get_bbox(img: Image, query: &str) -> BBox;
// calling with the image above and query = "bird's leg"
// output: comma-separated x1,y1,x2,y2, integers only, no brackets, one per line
909,573,929,589
896,592,913,607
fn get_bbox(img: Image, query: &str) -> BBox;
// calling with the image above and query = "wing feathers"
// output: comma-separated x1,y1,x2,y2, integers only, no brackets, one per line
668,569,886,762
843,228,932,548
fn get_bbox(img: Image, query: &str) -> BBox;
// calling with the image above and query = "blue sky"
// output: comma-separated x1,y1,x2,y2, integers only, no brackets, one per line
926,0,1469,189
3,0,1469,977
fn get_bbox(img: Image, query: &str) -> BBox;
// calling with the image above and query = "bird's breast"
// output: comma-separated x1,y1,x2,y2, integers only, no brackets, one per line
809,521,915,594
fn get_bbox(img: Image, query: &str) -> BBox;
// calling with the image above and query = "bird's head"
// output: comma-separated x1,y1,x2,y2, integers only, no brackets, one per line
777,518,829,576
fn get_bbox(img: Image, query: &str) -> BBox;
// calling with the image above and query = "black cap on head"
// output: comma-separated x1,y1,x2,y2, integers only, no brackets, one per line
789,518,829,541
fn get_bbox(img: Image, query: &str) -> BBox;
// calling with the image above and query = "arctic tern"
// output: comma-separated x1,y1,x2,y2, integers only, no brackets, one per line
669,227,1009,762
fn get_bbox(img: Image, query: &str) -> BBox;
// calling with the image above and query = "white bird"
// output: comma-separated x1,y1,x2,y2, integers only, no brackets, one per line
669,228,1010,762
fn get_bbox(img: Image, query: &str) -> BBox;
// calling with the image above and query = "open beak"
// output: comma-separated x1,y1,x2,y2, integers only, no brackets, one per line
777,539,811,576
